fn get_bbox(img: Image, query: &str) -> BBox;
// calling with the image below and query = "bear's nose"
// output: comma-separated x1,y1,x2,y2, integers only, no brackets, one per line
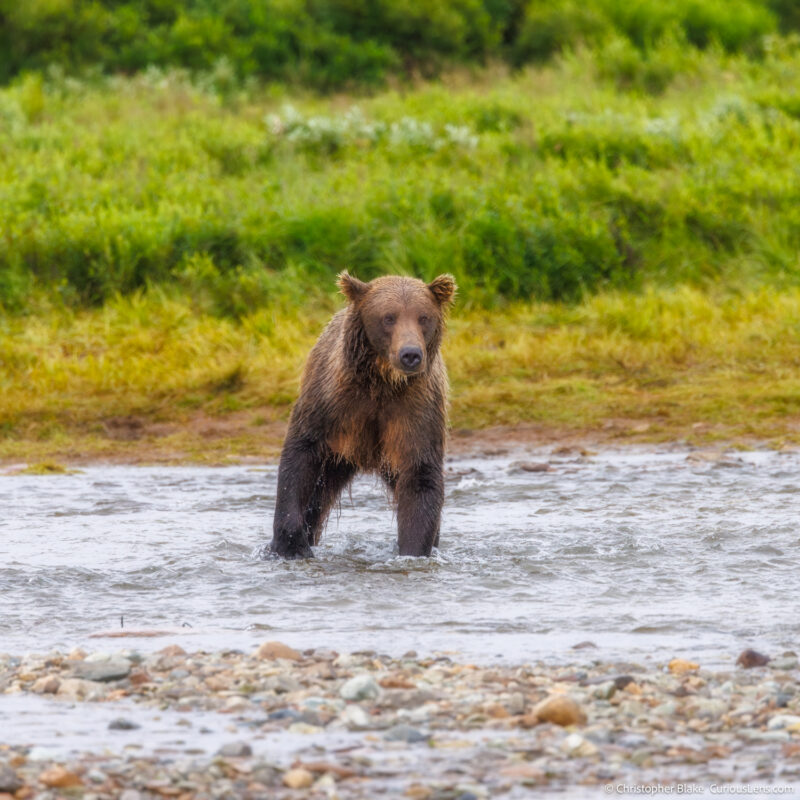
399,346,423,371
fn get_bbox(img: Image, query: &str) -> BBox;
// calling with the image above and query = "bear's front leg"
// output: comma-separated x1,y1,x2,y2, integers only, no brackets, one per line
270,435,322,559
396,461,444,557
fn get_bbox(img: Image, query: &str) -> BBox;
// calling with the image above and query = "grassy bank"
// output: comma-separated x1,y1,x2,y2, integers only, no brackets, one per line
3,285,800,464
3,40,800,311
3,42,800,462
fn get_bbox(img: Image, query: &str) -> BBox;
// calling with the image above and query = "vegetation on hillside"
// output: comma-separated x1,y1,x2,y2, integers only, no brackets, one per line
2,3,800,457
1,0,797,89
3,37,800,315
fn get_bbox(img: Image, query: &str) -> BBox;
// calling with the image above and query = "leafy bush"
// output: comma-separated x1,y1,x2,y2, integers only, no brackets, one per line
3,40,800,314
0,0,791,89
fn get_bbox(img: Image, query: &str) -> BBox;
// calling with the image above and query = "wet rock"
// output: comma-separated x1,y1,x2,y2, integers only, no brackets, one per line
0,765,22,794
736,649,770,668
572,641,598,650
168,668,190,680
378,688,435,709
265,674,302,694
584,674,635,691
158,644,187,658
288,721,324,734
507,692,526,715
652,700,678,716
592,681,617,700
128,668,152,686
767,714,800,731
512,461,552,473
108,718,140,731
254,641,301,661
217,741,253,757
770,655,798,670
340,673,380,701
739,729,790,742
615,732,649,748
283,768,313,789
668,658,699,674
340,704,371,730
533,694,586,727
689,698,727,718
499,763,546,783
562,732,599,758
223,696,251,712
57,677,101,700
39,766,83,788
268,708,301,722
31,674,60,694
73,657,131,682
776,692,794,708
383,724,428,743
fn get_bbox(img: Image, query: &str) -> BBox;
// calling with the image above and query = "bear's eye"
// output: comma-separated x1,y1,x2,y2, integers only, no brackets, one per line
383,314,396,326
419,315,429,325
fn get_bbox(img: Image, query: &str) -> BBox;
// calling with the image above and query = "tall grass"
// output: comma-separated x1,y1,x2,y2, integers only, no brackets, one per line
3,285,799,463
3,38,800,314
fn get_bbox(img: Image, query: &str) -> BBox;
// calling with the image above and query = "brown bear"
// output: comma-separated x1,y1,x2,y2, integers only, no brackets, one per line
269,271,457,559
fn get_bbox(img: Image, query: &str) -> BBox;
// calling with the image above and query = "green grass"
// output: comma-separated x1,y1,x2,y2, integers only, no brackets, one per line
2,285,800,464
3,39,800,314
3,38,800,460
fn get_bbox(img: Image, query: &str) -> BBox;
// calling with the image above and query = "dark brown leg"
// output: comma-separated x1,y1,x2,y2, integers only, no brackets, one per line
396,461,444,557
304,458,357,546
270,435,323,559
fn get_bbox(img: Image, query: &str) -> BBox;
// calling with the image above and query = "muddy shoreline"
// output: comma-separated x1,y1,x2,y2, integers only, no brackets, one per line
2,643,800,799
2,418,796,470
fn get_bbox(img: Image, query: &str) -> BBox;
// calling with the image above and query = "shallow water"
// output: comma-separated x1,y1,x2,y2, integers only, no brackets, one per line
1,448,798,665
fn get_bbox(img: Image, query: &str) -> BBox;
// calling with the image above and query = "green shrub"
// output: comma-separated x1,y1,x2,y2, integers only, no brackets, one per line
0,0,791,89
3,42,800,313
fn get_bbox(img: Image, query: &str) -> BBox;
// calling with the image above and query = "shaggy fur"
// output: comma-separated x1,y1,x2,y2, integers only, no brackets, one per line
269,272,456,558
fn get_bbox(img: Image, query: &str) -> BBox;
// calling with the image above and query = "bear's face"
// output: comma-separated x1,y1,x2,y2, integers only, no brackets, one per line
338,273,456,377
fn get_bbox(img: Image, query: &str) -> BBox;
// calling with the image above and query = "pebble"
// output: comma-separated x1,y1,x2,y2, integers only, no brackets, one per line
283,768,314,789
736,648,770,668
0,765,22,794
217,741,253,757
38,766,83,788
766,714,800,730
1,644,798,797
533,694,587,727
562,733,599,758
668,659,699,674
592,681,617,700
31,675,60,694
383,724,428,743
770,656,798,670
340,673,380,701
72,657,131,682
254,640,302,661
340,704,371,730
108,717,140,730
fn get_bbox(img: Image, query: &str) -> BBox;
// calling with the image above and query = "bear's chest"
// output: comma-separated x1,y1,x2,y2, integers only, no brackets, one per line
326,401,413,471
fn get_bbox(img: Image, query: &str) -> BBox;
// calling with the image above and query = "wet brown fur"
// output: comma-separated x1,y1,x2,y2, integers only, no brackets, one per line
269,272,456,558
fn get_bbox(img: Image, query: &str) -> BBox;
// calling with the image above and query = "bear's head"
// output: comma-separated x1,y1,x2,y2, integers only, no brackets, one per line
338,272,456,379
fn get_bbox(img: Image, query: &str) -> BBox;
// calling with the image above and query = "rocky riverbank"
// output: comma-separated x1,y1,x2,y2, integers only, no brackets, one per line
1,643,799,799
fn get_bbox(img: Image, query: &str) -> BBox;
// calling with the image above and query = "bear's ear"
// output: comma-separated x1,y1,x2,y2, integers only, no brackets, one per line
427,274,457,307
337,271,369,303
